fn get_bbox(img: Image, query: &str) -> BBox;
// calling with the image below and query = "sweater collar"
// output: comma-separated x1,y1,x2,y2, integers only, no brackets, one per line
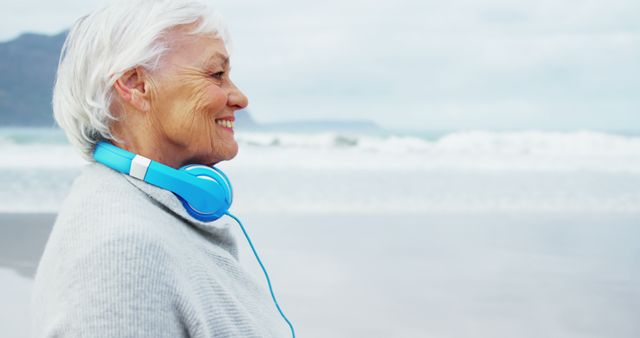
117,167,239,258
121,172,232,229
90,161,232,235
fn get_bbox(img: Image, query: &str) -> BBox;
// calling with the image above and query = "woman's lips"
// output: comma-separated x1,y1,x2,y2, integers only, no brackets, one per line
215,117,234,131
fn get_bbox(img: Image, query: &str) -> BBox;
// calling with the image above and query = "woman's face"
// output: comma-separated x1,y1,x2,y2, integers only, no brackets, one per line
146,33,248,167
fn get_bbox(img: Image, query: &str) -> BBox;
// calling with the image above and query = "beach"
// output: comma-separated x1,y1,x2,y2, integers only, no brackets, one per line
0,213,54,338
3,211,639,338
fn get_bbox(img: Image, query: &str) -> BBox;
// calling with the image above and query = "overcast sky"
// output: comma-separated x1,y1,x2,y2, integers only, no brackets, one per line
2,0,639,131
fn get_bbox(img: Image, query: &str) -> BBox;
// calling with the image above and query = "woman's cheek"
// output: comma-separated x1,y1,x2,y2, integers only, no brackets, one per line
205,84,228,111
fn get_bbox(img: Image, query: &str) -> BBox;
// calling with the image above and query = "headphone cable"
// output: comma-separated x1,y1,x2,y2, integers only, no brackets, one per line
224,212,296,338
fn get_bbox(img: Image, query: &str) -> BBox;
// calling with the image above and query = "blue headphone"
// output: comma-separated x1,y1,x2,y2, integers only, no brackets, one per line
93,140,232,222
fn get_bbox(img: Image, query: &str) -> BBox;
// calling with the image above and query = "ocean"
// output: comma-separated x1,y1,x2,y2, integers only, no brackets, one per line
2,127,640,213
1,127,639,337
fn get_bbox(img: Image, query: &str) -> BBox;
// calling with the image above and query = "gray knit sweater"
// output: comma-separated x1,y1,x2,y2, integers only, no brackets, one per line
31,162,288,337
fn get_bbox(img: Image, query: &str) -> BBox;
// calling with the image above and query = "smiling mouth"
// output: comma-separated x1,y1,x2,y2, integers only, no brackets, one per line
215,118,234,131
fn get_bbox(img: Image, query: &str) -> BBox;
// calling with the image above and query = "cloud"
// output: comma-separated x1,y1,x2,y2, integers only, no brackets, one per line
218,0,640,130
2,0,639,130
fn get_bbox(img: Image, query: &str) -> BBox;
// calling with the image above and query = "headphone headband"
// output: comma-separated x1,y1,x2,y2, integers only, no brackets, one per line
93,141,232,221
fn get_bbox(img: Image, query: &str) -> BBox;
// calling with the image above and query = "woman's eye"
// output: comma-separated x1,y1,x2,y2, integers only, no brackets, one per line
211,71,225,80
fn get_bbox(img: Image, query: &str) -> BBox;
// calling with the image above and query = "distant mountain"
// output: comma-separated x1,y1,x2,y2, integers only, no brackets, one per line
0,32,381,132
0,31,67,126
234,109,258,129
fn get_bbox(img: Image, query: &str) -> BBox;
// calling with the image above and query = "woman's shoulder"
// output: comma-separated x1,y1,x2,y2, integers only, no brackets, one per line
32,176,188,337
60,162,147,216
57,162,169,224
47,162,185,257
34,163,187,294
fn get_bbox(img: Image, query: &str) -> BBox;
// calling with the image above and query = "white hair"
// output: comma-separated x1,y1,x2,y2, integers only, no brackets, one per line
53,0,230,161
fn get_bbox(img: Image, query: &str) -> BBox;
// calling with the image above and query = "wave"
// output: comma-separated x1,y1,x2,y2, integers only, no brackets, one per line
3,127,640,154
2,128,640,171
233,130,640,155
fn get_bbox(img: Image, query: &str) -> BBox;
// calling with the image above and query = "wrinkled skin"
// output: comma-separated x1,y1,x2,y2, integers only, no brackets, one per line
110,31,248,168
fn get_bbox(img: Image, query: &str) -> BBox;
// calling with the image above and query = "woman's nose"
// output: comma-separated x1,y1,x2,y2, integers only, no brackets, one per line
228,81,249,110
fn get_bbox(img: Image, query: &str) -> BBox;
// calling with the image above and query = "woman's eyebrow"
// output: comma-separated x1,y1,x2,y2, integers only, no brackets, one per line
206,52,229,68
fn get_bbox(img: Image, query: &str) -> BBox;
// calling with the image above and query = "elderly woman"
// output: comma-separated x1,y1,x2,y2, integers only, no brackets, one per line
31,1,294,337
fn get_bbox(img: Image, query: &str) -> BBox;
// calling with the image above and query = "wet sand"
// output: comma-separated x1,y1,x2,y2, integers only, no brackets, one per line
0,213,55,278
0,213,55,338
2,211,639,338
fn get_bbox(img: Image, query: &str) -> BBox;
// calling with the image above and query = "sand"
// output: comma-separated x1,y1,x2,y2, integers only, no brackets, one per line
1,211,639,338
0,213,55,278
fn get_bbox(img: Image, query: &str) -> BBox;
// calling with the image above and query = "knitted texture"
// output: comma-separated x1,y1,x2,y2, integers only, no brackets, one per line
31,162,288,337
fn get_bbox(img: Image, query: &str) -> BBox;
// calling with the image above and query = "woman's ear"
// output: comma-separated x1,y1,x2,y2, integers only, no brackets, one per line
113,67,151,112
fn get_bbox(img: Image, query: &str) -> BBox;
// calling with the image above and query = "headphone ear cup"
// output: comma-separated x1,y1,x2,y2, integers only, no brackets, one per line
176,165,233,222
210,167,233,205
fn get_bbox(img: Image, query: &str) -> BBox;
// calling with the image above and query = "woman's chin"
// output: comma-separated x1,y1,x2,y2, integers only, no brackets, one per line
207,144,239,165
